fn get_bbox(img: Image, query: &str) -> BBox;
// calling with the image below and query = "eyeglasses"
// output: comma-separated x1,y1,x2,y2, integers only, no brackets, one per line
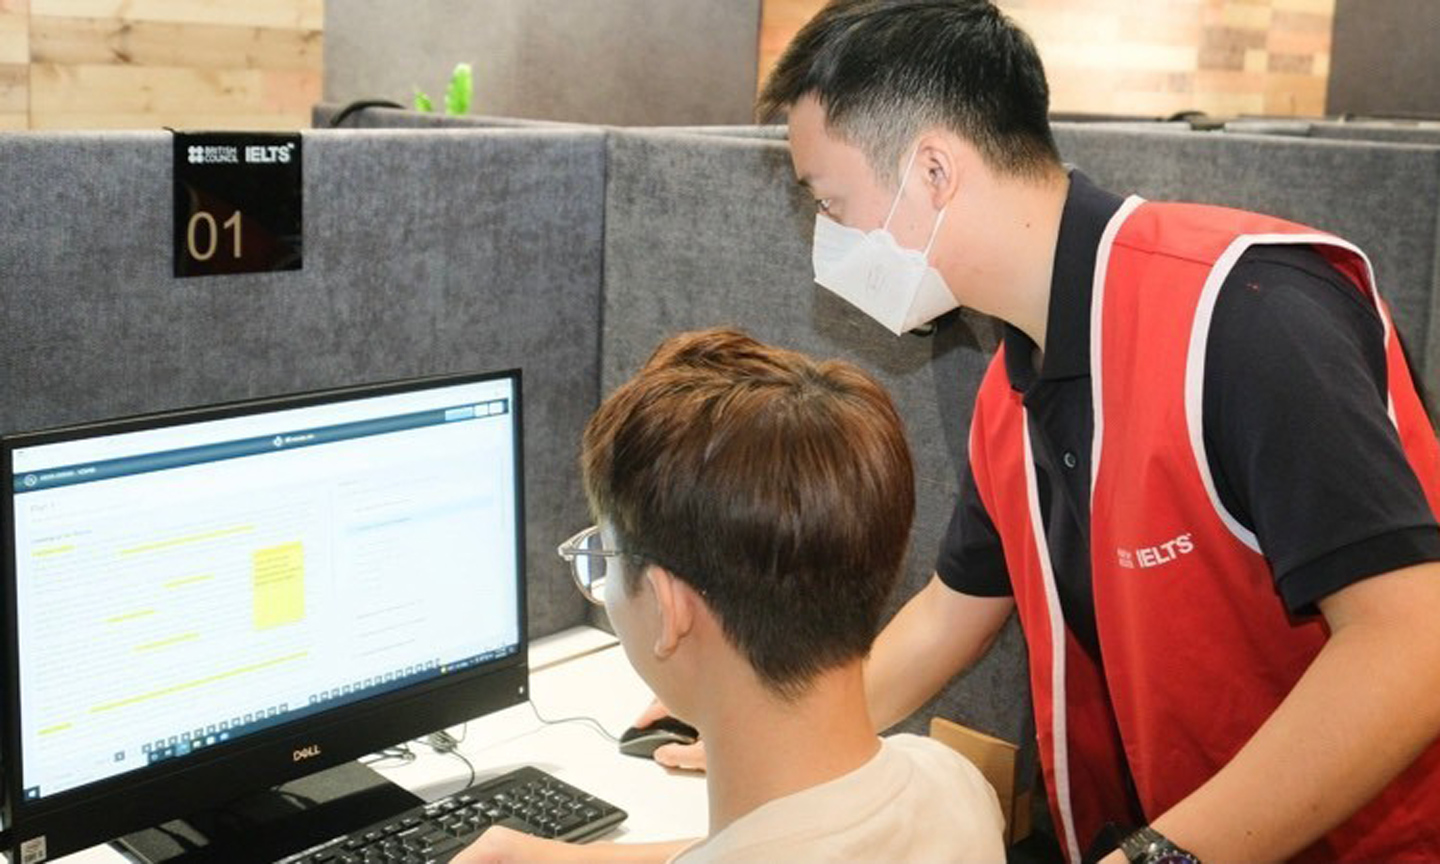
557,525,630,605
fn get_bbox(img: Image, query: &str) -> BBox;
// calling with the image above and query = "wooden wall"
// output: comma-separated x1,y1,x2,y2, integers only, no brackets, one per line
2,0,321,131
759,0,1336,118
2,0,1339,131
0,0,26,130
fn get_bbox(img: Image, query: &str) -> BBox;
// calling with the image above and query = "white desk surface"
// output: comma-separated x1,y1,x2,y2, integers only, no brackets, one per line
59,626,709,862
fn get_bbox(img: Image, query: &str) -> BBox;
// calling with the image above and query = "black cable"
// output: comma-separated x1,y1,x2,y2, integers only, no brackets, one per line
445,748,477,790
1165,109,1208,123
327,99,405,128
361,743,416,768
155,823,202,853
277,789,319,808
417,725,476,789
527,700,619,744
428,730,459,753
365,708,614,799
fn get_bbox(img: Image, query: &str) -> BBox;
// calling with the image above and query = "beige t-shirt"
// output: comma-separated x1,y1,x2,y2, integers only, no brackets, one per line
670,733,1006,863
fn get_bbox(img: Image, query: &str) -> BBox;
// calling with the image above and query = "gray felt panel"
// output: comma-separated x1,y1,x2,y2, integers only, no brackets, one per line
314,104,585,131
639,125,790,140
1048,112,1166,123
1225,118,1440,146
0,128,606,639
1327,0,1440,120
1222,120,1315,138
1309,123,1440,146
1053,124,1440,400
311,104,788,140
600,130,1032,758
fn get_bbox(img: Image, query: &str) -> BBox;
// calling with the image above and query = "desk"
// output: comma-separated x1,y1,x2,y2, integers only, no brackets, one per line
59,627,710,862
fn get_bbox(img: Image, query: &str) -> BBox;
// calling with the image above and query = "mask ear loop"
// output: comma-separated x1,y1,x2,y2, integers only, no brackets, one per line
922,207,948,258
881,145,922,230
884,145,948,258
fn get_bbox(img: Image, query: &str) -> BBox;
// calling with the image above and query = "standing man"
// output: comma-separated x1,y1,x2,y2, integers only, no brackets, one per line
736,1,1440,862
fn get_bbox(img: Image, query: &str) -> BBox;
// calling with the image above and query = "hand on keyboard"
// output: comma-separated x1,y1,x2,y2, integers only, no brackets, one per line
449,825,573,864
280,766,624,863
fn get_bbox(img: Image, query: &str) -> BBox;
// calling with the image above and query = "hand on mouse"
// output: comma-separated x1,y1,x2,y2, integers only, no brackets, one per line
633,698,707,773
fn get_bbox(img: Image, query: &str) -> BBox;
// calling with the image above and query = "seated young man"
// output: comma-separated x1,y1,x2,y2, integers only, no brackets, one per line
457,328,1003,863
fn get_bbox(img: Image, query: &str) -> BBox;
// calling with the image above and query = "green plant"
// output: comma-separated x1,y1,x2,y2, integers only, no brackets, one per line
414,62,473,115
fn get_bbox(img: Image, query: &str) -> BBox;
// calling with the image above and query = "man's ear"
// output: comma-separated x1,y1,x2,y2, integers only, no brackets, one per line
645,565,696,660
913,130,964,210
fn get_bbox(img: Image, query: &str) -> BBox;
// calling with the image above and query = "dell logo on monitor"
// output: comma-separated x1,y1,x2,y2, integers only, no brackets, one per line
293,745,322,762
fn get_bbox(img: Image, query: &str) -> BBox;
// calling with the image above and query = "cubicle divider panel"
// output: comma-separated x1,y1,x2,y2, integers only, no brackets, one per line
314,103,585,130
313,103,790,140
1306,123,1440,147
0,127,607,638
601,129,1032,750
312,110,1440,400
1054,124,1440,400
1225,119,1440,146
640,125,789,140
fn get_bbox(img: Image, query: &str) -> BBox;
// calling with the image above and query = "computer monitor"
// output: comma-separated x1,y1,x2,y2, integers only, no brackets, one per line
1,371,528,861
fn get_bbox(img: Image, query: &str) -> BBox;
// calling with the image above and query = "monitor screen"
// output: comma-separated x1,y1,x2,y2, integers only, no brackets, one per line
2,371,528,859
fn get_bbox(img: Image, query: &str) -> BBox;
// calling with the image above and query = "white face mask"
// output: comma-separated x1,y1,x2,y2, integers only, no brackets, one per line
810,147,957,336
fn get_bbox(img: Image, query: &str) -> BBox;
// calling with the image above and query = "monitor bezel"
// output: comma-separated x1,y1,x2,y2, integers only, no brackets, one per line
0,370,529,859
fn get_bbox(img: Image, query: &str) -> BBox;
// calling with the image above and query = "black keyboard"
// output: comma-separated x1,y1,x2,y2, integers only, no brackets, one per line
278,765,627,863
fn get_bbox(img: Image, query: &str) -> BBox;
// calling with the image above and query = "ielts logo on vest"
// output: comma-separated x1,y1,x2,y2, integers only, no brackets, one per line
1117,533,1195,569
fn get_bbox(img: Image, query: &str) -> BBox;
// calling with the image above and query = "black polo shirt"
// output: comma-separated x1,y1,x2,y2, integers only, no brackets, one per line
937,171,1440,658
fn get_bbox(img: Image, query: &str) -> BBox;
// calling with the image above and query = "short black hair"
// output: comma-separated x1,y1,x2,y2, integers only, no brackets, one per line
759,0,1061,182
581,328,915,701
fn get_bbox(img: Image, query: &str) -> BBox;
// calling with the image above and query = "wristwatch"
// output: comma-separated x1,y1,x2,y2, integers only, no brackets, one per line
1119,827,1201,864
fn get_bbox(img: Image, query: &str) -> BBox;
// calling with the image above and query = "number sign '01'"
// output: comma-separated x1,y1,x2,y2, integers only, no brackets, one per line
173,132,303,278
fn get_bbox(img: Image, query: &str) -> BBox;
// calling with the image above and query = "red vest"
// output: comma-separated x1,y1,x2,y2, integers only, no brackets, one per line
968,199,1440,862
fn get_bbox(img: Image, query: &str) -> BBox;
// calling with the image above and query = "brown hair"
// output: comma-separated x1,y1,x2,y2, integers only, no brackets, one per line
582,328,914,699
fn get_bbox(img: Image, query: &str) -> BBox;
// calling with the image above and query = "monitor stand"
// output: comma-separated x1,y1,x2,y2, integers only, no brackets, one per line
115,761,424,863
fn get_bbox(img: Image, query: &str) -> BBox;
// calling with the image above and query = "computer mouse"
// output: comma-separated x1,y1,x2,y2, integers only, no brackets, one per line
618,715,700,759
